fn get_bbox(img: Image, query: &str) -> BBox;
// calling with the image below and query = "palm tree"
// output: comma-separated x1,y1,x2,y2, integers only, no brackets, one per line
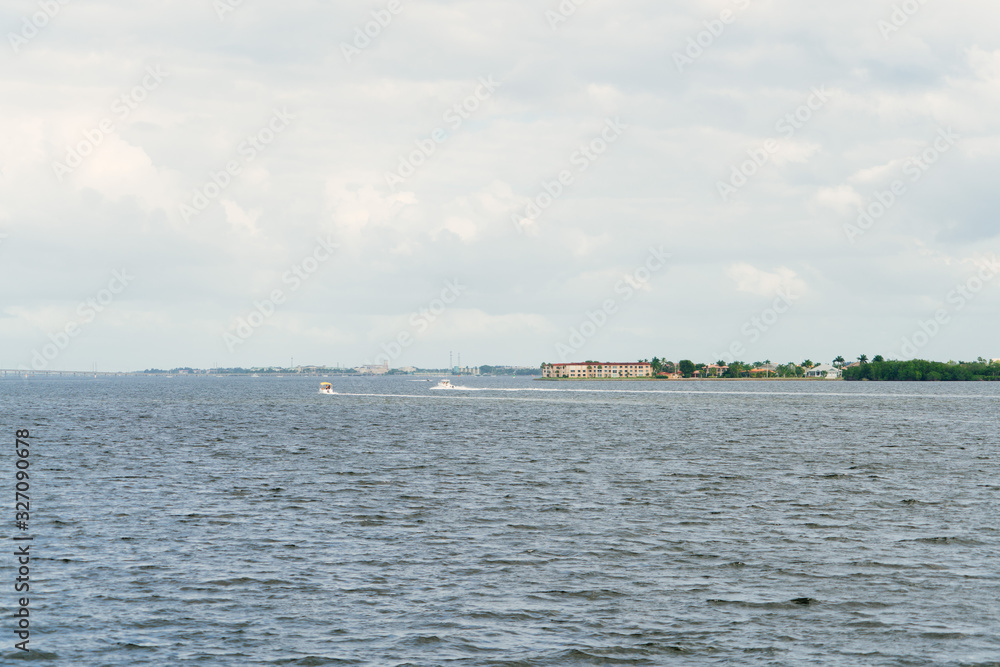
833,356,845,368
858,354,869,364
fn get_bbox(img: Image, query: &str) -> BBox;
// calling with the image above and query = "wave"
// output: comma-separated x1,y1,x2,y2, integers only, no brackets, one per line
322,386,1000,400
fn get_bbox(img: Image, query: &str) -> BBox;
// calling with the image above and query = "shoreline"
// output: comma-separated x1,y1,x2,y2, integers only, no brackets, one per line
535,377,842,382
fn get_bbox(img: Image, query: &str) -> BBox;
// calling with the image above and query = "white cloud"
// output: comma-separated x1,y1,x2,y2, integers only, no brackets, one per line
814,185,863,214
727,263,807,299
221,199,260,234
2,0,999,368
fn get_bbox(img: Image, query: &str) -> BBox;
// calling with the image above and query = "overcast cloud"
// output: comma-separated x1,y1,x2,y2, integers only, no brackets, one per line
2,0,998,371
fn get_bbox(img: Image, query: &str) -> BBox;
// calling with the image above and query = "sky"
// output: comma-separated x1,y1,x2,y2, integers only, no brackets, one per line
1,0,999,372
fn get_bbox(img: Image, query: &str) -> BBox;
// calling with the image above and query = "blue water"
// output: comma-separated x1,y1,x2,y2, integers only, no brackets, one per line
3,375,999,665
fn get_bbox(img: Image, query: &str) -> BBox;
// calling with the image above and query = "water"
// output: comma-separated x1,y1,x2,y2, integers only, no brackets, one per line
3,376,999,665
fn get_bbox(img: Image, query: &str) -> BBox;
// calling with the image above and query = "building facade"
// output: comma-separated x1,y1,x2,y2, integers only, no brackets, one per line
542,362,653,379
354,361,390,375
805,363,841,379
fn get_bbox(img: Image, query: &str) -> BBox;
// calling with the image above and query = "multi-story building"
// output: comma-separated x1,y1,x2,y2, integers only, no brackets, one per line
542,361,653,379
355,361,390,375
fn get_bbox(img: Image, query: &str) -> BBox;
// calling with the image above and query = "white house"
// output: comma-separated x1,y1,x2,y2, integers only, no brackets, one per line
805,363,842,379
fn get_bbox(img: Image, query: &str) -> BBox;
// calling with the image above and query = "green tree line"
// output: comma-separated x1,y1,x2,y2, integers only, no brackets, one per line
843,359,1000,381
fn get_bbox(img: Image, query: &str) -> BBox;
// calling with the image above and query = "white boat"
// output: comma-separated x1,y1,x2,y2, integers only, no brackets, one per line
319,382,336,395
435,379,454,389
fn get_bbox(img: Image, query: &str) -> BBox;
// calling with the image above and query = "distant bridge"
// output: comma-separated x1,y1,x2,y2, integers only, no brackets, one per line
0,369,142,377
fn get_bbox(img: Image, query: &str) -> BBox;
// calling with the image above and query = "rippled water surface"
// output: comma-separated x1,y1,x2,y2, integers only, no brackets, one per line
3,376,999,665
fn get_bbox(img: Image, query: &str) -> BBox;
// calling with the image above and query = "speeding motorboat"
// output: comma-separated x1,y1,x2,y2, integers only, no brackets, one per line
435,379,454,389
319,382,336,394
